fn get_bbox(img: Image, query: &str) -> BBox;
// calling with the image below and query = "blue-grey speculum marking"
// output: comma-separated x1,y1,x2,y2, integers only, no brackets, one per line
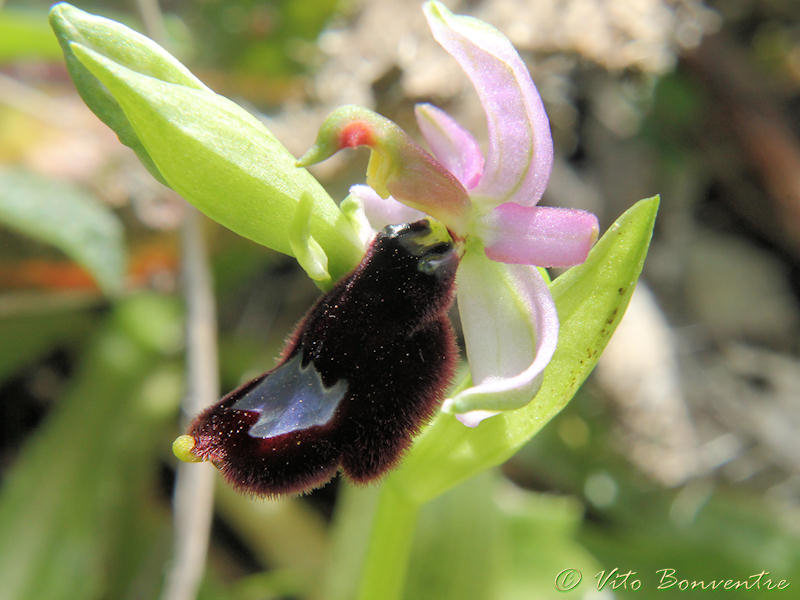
232,353,348,439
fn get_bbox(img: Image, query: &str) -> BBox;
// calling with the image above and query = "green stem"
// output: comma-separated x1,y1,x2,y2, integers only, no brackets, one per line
323,482,421,600
356,484,420,600
321,483,379,600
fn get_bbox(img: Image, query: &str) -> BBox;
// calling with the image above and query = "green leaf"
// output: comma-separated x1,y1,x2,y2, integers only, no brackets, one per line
0,168,125,295
391,196,660,504
49,3,364,282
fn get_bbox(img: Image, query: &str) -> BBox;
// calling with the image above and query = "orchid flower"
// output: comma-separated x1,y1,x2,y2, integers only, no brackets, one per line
297,1,599,427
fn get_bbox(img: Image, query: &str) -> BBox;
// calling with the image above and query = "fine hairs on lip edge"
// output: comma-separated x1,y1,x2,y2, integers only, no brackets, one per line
185,220,459,497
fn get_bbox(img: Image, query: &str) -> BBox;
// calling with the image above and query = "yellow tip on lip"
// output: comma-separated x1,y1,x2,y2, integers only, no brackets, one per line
172,435,203,463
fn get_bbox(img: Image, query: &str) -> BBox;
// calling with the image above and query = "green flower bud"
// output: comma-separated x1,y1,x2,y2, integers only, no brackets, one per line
50,3,363,282
49,2,205,185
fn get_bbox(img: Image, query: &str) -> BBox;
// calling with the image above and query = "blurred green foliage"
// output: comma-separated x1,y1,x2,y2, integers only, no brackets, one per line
188,0,339,80
522,389,800,598
0,295,182,599
0,168,126,295
0,8,62,61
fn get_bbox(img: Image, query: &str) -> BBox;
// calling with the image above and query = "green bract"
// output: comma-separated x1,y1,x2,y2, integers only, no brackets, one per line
393,196,660,503
49,3,363,284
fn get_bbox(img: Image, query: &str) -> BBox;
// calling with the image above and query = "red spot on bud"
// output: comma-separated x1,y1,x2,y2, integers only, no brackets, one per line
338,121,374,149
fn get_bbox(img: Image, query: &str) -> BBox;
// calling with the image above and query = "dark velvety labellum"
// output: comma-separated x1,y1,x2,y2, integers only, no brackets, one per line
187,219,459,497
